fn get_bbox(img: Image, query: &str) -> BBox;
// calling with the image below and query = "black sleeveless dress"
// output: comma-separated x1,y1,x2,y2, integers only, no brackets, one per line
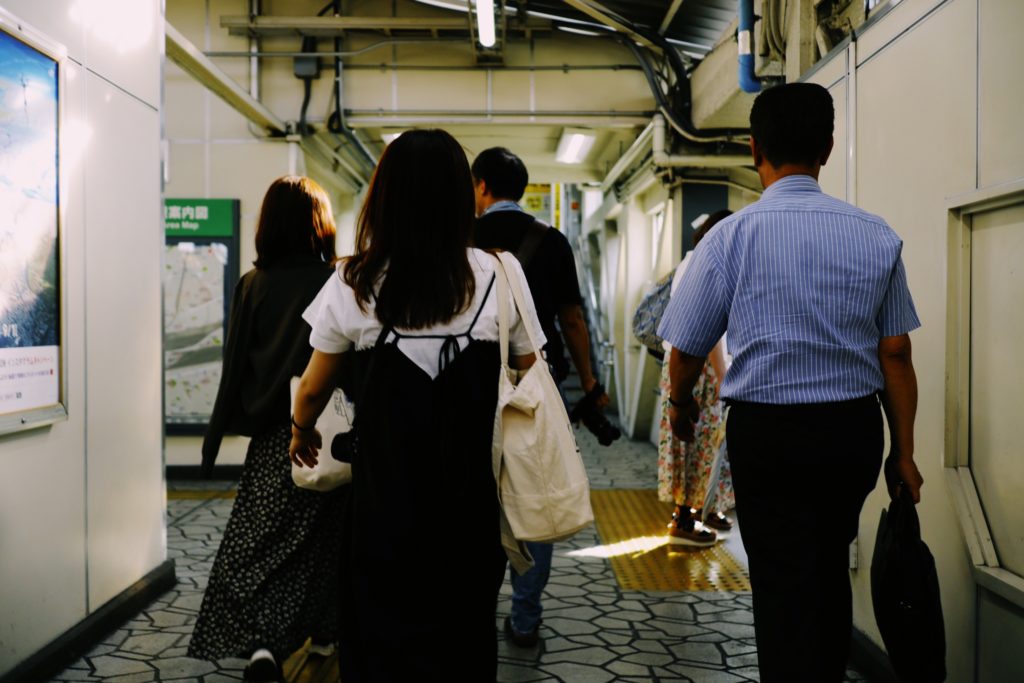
337,276,507,682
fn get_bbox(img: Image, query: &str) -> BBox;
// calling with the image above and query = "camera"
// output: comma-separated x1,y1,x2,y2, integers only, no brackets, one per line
569,383,621,447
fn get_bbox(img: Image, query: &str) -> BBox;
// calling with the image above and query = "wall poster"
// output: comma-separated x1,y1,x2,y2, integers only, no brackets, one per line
163,199,239,435
0,12,66,436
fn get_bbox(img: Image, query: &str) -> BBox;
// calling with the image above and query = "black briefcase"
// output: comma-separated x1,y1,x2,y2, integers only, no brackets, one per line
870,490,947,682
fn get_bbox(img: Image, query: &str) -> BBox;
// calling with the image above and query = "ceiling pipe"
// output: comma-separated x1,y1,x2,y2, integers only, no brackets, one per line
738,0,762,93
652,114,751,168
600,121,653,193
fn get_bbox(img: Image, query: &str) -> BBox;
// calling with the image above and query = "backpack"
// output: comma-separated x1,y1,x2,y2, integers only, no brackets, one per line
632,271,675,353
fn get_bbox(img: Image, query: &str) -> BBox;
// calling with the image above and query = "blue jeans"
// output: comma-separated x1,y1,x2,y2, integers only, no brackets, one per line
507,367,567,634
509,541,553,634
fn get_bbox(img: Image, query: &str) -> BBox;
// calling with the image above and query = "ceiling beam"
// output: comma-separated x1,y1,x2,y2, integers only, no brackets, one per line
165,21,286,136
659,0,686,35
558,0,662,54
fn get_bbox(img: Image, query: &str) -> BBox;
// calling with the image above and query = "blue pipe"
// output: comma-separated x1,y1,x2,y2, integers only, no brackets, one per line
738,0,761,93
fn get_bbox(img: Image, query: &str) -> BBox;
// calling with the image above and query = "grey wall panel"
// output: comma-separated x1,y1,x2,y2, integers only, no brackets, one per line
978,588,1024,683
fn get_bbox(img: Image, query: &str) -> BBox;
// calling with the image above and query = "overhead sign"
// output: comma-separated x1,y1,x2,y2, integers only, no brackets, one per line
164,198,239,238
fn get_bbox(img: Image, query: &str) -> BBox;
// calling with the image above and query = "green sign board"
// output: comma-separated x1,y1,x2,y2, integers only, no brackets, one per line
164,198,239,237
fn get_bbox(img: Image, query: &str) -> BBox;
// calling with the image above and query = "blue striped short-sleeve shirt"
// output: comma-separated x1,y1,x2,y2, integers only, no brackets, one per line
657,175,920,404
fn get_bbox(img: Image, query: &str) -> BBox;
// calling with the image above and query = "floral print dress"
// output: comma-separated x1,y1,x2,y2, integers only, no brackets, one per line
656,358,735,513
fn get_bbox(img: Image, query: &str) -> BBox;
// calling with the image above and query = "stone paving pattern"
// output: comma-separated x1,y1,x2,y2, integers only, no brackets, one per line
50,416,869,682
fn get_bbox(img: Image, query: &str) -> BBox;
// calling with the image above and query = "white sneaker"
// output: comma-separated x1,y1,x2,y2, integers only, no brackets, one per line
243,649,281,682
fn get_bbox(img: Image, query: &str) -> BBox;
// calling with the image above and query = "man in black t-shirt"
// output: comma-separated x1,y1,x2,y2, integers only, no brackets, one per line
472,147,610,648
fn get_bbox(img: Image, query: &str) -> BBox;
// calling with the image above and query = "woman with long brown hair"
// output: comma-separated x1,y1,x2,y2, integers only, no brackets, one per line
290,129,544,681
189,176,344,681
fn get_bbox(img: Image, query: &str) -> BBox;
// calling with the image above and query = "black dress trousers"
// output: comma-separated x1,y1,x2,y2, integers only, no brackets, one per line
725,395,884,683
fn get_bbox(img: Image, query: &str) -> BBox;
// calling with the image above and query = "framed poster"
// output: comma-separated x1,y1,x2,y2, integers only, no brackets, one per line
163,199,240,435
0,11,67,436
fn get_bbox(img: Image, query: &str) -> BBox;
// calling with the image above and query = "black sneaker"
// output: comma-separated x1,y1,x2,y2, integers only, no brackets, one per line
503,616,540,648
243,649,283,683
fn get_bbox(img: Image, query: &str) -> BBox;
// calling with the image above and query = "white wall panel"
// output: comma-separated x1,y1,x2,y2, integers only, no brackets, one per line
807,49,847,90
969,203,1024,577
979,0,1024,188
83,73,165,608
82,0,162,109
819,78,848,202
0,0,86,60
852,1,977,679
855,0,948,68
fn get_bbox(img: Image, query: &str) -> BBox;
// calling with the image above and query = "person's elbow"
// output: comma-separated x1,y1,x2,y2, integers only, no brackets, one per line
557,305,587,332
878,334,913,364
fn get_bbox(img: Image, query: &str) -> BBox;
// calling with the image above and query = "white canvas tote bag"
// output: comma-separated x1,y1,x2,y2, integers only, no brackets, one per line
289,378,353,491
492,252,594,543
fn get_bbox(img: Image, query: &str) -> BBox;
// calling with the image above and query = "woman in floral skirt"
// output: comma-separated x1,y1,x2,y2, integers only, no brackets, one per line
656,210,735,546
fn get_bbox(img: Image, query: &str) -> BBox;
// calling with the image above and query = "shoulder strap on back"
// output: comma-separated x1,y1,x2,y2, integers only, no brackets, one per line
514,219,549,269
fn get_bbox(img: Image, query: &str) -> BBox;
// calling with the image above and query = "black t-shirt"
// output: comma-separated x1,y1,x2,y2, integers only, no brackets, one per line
474,210,584,381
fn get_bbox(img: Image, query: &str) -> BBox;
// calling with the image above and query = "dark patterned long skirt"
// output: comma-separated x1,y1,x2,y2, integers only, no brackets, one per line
188,424,346,661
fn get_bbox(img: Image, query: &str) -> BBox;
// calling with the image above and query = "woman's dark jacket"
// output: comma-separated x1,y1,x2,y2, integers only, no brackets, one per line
201,256,334,475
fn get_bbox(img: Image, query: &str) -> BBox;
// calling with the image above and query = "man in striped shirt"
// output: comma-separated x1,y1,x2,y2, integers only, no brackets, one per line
658,83,923,682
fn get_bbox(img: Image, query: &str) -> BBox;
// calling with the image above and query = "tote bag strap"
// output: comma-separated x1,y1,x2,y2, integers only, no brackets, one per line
495,254,511,367
493,251,545,359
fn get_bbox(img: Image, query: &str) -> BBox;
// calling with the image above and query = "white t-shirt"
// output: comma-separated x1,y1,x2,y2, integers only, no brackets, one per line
303,248,546,379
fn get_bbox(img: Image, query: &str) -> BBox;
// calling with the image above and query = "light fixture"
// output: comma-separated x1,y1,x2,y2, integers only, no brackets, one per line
381,132,402,144
555,129,597,164
415,0,467,10
475,0,496,48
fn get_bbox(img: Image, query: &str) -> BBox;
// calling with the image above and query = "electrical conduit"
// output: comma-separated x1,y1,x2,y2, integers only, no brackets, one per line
738,0,761,93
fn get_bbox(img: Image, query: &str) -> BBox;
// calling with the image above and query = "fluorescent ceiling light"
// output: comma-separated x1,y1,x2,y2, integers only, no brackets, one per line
555,129,597,164
381,132,402,144
476,0,496,48
557,26,606,37
414,0,467,10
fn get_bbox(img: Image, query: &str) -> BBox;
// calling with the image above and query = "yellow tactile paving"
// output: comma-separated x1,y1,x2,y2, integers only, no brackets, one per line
589,489,751,592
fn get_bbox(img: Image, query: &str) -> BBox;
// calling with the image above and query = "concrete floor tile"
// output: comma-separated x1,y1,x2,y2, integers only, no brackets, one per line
540,662,616,682
669,641,725,665
545,646,618,666
121,633,182,656
51,669,97,681
104,674,157,683
541,617,601,635
151,657,217,677
622,651,675,666
89,655,154,677
606,660,651,677
664,664,749,682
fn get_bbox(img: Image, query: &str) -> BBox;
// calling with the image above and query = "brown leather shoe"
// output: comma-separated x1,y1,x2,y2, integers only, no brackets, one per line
667,517,717,547
700,511,734,532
